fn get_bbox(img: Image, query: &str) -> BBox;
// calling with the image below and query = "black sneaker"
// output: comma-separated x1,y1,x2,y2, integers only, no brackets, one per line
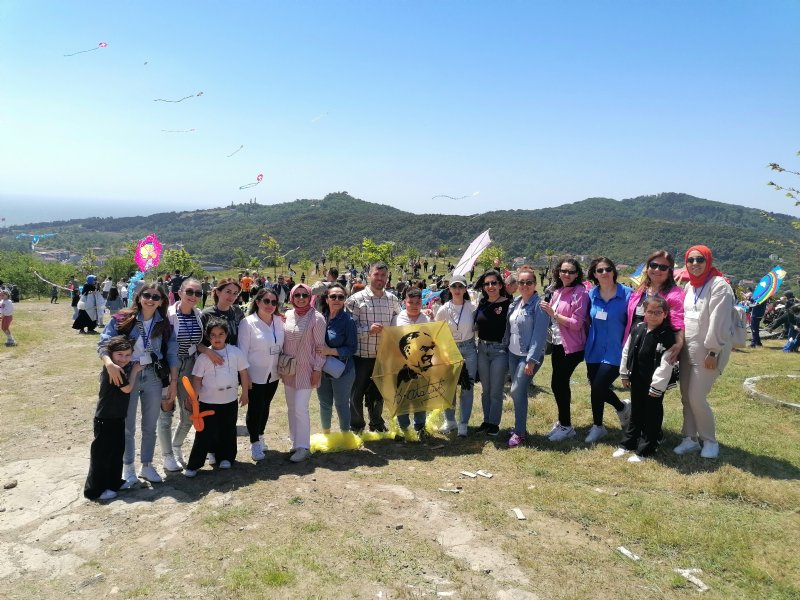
370,424,388,433
486,424,500,437
477,422,490,432
416,427,431,442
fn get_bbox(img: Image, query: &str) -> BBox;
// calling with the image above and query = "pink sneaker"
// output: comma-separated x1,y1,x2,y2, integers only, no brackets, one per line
508,433,525,448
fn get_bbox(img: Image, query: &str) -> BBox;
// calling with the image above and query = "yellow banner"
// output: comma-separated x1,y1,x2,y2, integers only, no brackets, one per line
372,321,464,418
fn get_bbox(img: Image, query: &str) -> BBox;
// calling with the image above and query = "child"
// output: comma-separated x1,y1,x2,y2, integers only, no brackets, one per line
0,288,16,347
84,336,141,500
615,296,676,462
184,318,250,477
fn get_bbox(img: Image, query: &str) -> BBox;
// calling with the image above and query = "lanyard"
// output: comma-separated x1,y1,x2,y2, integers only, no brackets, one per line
270,320,276,344
693,277,709,309
141,318,156,351
451,301,466,327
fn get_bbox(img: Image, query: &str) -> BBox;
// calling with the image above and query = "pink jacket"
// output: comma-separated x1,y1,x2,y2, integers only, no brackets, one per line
624,285,686,341
552,285,590,354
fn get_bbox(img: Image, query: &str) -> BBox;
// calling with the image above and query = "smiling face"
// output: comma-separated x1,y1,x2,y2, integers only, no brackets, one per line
517,272,536,300
110,348,132,369
402,331,436,375
558,262,578,287
292,289,310,308
209,326,227,350
369,266,388,292
217,284,240,308
257,291,279,317
483,275,501,300
594,261,614,285
138,285,165,314
180,283,202,306
647,257,671,287
686,250,707,279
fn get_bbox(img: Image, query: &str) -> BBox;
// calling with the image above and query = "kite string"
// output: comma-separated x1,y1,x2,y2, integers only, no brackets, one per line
33,271,72,291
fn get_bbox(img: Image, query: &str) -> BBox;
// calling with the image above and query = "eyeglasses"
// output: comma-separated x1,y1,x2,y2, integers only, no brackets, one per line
328,294,346,301
259,298,279,306
483,281,499,287
293,293,310,299
559,269,577,275
648,262,670,272
686,257,706,264
645,310,664,316
182,289,202,297
518,280,535,286
595,267,614,274
141,292,162,301
449,283,465,289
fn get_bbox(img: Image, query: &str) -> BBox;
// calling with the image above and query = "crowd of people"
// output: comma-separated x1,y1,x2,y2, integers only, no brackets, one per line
78,244,767,502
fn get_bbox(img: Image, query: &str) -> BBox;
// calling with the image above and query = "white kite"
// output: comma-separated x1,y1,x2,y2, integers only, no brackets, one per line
453,229,491,277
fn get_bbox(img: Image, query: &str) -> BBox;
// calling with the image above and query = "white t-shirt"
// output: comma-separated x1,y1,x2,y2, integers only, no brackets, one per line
237,313,285,384
393,310,429,326
435,300,475,342
192,344,249,405
102,279,113,293
0,299,14,317
508,301,526,356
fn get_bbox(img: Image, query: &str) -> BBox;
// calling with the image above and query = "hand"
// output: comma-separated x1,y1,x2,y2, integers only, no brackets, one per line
665,342,682,364
704,354,719,370
311,370,322,387
167,381,178,402
239,393,249,407
622,378,631,389
105,361,124,386
540,301,554,317
207,351,225,366
161,397,175,411
369,323,384,335
523,361,538,377
648,390,661,397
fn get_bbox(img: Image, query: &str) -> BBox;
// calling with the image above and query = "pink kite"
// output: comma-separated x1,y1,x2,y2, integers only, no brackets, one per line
135,234,163,272
239,173,264,189
64,41,108,57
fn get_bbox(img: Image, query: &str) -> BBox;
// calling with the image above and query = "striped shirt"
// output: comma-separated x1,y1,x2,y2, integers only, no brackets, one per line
177,311,203,357
345,287,401,358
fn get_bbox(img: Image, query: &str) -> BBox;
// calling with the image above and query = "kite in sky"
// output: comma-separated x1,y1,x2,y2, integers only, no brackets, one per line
239,173,263,189
751,266,786,305
153,91,204,103
63,41,107,57
453,229,491,277
134,234,163,272
227,145,244,157
431,191,480,201
161,128,196,133
15,232,56,250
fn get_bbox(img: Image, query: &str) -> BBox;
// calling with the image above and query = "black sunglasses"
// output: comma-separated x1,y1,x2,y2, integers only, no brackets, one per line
483,280,499,286
648,262,670,272
182,289,202,297
141,292,162,301
259,298,279,306
328,294,346,301
517,280,535,286
559,269,577,275
595,267,614,274
686,257,706,264
293,293,310,299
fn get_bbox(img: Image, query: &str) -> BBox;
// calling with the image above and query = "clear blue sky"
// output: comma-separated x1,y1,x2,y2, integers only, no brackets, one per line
2,0,799,225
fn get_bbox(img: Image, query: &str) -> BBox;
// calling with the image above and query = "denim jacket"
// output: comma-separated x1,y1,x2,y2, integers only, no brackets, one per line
502,292,549,365
325,309,358,374
97,310,179,369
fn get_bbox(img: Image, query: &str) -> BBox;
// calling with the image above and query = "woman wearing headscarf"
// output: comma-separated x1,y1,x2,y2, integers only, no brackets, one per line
72,278,102,334
281,283,326,462
674,245,734,459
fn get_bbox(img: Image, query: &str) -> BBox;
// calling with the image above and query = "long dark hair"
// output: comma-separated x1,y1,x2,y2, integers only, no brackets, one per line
114,282,169,337
553,257,584,289
475,269,509,303
248,287,282,316
212,277,241,305
320,283,347,317
637,250,676,294
587,257,618,286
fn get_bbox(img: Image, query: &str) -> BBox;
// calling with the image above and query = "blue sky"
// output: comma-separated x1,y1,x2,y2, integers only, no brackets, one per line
1,0,799,225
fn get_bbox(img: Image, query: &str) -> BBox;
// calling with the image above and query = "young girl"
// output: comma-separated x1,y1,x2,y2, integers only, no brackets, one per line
0,288,16,347
615,296,676,462
84,336,141,501
184,318,250,477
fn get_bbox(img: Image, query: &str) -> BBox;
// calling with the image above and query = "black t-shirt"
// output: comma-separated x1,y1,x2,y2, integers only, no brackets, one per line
95,367,132,419
475,298,510,342
201,305,245,346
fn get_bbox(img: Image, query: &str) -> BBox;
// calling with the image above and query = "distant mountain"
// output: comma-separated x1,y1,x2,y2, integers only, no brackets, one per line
2,192,798,285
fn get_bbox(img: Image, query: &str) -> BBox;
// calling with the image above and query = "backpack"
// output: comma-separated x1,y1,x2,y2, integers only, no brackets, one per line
730,304,747,349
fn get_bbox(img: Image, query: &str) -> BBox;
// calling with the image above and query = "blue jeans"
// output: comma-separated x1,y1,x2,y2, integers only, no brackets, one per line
445,340,478,425
157,354,195,457
508,353,535,435
477,340,508,426
397,411,426,429
125,365,163,465
317,365,356,432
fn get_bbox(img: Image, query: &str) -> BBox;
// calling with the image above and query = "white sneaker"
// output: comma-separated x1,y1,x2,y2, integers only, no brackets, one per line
457,424,468,437
162,454,181,472
183,468,197,478
612,447,627,458
218,460,232,469
290,448,310,463
439,420,457,433
548,425,576,442
585,425,608,444
120,464,138,489
627,454,646,463
259,436,268,451
98,489,118,501
673,437,701,455
172,446,186,468
251,441,265,461
700,441,719,459
138,463,163,483
207,453,216,465
617,399,632,428
546,421,561,438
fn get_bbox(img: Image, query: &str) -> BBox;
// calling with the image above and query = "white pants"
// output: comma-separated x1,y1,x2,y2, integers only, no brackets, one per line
679,363,720,443
285,386,312,450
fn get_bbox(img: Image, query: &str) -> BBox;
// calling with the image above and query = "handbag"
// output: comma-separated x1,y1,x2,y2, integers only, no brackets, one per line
322,355,346,378
277,312,314,377
545,325,554,356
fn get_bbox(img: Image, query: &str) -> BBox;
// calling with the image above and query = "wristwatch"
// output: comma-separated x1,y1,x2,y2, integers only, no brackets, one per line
708,351,718,358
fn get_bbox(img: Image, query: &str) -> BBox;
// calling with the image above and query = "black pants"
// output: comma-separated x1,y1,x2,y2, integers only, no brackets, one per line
246,379,279,442
350,356,384,431
751,317,762,346
586,362,624,426
201,293,208,308
84,417,125,500
187,400,238,469
620,379,663,456
550,345,584,426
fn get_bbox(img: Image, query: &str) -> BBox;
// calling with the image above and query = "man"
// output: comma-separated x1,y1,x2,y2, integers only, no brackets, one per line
240,271,253,304
169,269,192,304
504,273,518,297
345,261,401,432
273,275,291,305
101,276,113,299
311,267,340,309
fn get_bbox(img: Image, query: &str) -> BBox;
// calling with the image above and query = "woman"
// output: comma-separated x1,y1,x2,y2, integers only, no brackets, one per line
106,285,123,314
474,269,511,437
393,287,431,437
158,278,205,472
675,245,734,459
583,258,632,443
281,283,326,462
201,278,245,346
98,282,178,485
72,279,101,334
435,275,477,437
540,258,589,442
238,287,284,461
316,283,357,434
505,267,549,447
624,250,685,352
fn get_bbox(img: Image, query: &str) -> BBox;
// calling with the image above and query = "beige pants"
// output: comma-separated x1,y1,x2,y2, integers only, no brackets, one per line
679,362,721,443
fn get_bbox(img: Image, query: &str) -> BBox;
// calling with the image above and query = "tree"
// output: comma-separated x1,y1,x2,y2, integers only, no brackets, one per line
79,250,98,276
477,245,505,272
258,235,282,277
161,248,203,277
104,254,137,282
326,245,345,267
231,248,248,269
768,151,800,231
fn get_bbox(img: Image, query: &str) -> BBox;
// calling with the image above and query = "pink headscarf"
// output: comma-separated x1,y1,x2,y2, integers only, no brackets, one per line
290,283,314,317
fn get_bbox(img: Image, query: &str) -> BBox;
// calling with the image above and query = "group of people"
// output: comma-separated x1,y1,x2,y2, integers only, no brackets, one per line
85,245,739,502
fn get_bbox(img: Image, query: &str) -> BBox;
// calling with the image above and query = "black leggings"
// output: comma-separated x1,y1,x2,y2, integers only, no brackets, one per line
620,379,663,456
246,380,279,442
84,417,125,499
586,362,624,426
187,400,238,469
550,345,584,427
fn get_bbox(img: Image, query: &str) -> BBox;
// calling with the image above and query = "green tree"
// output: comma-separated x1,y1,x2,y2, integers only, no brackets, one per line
477,245,505,271
103,254,138,282
326,245,345,267
161,248,203,277
79,250,98,276
258,235,282,277
231,248,248,269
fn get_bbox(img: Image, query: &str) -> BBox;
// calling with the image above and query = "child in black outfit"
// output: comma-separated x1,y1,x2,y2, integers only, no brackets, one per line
615,296,676,463
84,336,141,501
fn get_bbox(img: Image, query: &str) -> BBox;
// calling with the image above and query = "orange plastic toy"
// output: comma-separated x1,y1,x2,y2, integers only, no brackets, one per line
181,375,215,432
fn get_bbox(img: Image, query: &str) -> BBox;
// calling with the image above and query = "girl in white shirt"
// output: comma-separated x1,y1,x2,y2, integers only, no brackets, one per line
0,288,16,347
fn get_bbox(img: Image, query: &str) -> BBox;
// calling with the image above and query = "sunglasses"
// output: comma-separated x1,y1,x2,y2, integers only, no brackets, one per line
648,262,670,272
182,289,202,297
328,294,346,301
517,280,535,286
449,283,465,289
141,292,162,301
595,267,614,274
293,293,310,299
259,298,279,306
686,257,706,264
559,269,577,275
483,281,499,287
